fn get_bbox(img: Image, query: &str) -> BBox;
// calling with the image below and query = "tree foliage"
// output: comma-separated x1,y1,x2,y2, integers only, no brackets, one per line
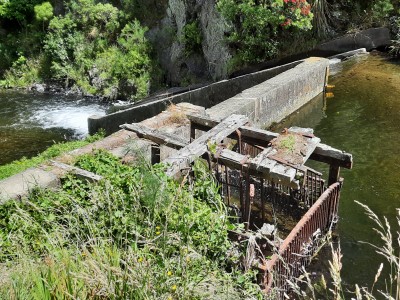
42,0,151,100
34,1,53,22
0,0,43,23
217,0,313,65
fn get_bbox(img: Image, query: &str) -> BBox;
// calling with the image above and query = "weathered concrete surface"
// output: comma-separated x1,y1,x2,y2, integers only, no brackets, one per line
206,57,329,127
315,27,391,53
328,48,367,60
0,168,60,203
88,61,302,135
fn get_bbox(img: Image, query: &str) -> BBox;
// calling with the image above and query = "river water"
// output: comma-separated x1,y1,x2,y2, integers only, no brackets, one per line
273,53,400,291
0,91,107,165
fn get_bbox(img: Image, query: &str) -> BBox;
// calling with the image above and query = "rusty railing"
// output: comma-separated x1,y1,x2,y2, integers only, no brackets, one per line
263,180,343,296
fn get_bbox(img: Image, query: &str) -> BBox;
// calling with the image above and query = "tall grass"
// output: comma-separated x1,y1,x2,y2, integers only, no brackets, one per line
281,201,400,300
0,151,263,299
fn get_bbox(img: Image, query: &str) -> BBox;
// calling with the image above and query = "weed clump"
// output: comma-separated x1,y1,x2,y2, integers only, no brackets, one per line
0,150,262,299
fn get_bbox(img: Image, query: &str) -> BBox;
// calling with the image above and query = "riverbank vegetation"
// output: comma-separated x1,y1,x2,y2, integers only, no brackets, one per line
0,150,263,299
0,131,103,180
0,0,399,101
1,149,399,299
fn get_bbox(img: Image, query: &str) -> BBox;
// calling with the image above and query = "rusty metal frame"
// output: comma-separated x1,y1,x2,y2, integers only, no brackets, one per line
262,180,343,297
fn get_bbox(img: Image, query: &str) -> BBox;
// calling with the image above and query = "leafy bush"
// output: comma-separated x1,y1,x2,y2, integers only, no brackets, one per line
372,0,394,21
217,0,313,66
182,21,203,56
34,1,53,23
0,55,41,88
43,0,151,101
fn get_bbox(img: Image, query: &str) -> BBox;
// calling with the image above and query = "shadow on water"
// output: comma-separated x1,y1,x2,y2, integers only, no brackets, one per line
270,53,400,292
0,91,107,165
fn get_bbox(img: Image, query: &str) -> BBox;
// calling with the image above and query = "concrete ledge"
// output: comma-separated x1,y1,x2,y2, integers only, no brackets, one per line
0,168,60,203
206,57,329,127
88,60,303,135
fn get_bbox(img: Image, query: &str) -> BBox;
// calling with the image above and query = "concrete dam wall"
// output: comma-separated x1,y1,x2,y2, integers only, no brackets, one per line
88,57,329,135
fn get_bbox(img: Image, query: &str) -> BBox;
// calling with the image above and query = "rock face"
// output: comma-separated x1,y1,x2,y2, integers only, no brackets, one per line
315,27,392,53
146,0,231,86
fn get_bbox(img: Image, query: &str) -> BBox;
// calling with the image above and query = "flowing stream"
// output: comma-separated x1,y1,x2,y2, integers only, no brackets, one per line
0,91,107,165
272,53,400,290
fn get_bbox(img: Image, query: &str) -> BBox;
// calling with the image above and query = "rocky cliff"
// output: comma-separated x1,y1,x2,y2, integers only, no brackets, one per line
144,0,231,86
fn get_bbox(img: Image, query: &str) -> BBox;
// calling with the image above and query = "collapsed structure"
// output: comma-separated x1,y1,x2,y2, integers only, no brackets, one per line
121,112,352,296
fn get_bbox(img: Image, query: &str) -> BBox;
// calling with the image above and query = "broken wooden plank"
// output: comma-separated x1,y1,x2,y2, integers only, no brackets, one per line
215,148,300,189
269,164,297,185
187,113,352,169
251,148,277,174
121,123,188,150
164,114,249,177
50,161,103,182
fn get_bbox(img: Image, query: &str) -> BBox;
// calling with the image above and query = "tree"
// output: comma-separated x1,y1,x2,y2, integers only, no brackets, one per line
34,2,53,30
0,0,43,25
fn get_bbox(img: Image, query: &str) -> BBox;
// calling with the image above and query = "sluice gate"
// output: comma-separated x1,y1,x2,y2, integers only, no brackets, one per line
121,113,352,297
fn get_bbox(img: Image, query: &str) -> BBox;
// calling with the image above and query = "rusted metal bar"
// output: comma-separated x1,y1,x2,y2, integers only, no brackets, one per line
263,181,343,297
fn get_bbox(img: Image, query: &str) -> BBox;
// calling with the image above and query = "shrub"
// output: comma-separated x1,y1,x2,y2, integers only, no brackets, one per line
43,0,151,101
217,0,313,66
372,0,394,22
182,21,203,56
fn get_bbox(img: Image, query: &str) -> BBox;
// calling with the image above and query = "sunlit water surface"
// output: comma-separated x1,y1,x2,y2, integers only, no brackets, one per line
273,53,400,291
0,91,107,165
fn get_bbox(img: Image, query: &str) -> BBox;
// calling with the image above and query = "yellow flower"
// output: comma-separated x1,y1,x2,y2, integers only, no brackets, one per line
167,296,173,300
167,271,172,276
156,226,161,230
138,257,143,263
171,285,177,292
156,231,161,235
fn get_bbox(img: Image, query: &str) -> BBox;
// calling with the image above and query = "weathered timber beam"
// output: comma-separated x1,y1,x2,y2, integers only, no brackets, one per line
310,144,352,169
121,123,188,150
50,161,103,182
164,114,249,178
216,148,300,189
187,114,353,169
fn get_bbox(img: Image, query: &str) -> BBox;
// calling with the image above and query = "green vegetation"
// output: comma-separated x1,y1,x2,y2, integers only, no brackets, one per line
0,132,103,180
0,151,262,299
0,0,152,101
182,21,203,56
217,0,314,66
1,0,400,96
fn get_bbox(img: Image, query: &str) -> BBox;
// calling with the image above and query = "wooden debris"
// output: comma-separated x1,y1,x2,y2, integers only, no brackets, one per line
50,161,103,182
187,113,352,169
164,114,249,178
121,123,188,150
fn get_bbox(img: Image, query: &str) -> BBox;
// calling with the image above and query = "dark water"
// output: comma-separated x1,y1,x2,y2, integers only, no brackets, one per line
0,91,107,165
274,53,400,290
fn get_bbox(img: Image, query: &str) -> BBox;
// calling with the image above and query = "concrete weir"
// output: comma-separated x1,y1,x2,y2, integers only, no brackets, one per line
207,57,329,125
0,56,329,202
88,57,328,135
88,60,304,135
